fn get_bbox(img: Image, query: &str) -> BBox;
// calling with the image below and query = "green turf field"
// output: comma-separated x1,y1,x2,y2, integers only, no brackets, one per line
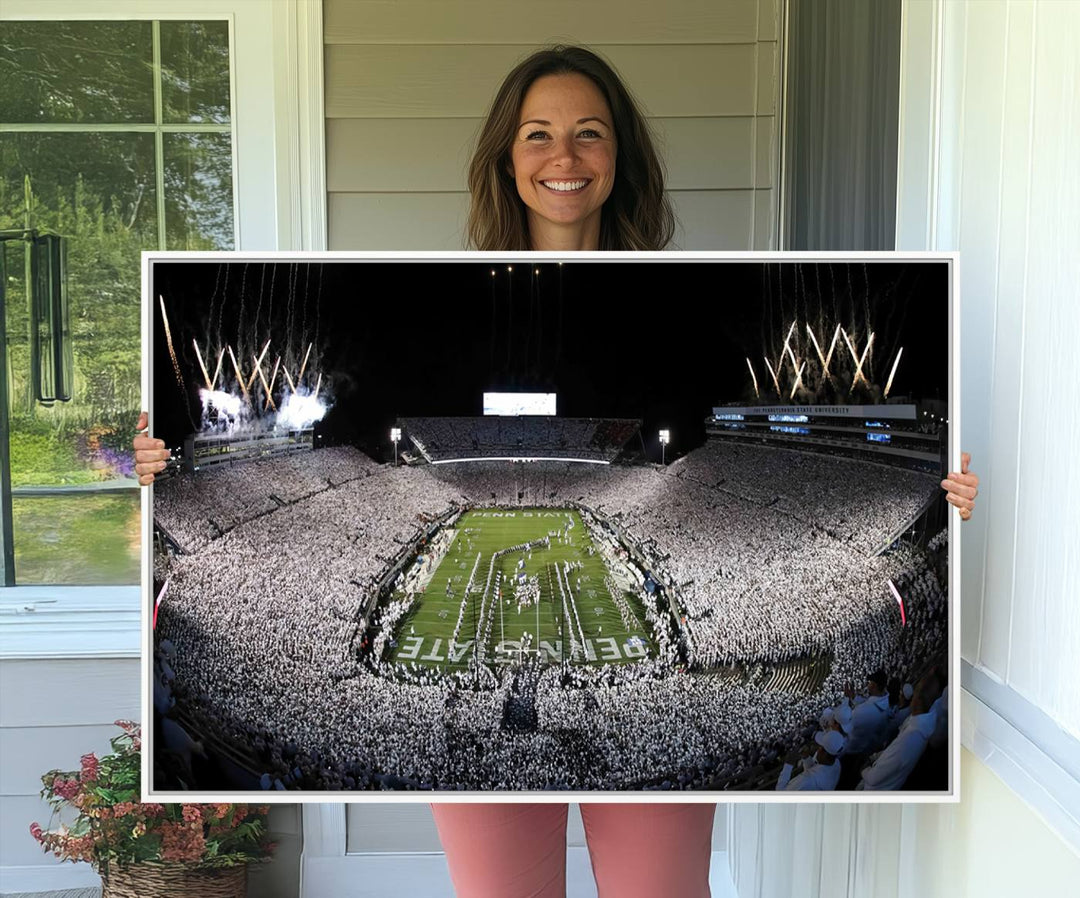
387,508,655,670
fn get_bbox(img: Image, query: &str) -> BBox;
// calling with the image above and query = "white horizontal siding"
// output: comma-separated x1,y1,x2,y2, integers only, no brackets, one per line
324,0,762,45
325,44,764,119
0,660,140,729
328,192,468,250
0,725,121,797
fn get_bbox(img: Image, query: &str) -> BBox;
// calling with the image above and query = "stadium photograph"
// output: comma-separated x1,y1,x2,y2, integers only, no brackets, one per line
146,256,954,795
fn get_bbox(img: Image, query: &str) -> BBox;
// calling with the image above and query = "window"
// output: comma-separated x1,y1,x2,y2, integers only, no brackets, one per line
1,19,234,585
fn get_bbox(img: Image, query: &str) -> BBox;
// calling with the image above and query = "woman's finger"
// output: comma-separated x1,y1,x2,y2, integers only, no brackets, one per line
946,493,974,511
941,478,978,500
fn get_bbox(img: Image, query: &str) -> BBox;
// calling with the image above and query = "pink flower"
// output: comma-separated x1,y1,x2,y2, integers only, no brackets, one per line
29,822,43,842
80,753,99,782
52,778,80,801
181,805,202,824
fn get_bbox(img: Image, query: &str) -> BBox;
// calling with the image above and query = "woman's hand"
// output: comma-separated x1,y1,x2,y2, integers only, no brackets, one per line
133,411,169,486
941,451,979,521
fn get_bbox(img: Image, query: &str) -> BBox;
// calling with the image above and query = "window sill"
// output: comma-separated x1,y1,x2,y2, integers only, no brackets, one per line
961,660,1080,852
0,586,140,659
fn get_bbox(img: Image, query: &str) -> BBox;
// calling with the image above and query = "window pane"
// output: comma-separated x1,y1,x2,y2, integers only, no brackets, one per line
2,132,152,585
12,493,140,585
160,20,232,124
164,132,235,249
0,21,154,124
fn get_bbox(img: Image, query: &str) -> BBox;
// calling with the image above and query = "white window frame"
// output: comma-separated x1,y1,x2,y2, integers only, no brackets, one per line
0,0,326,660
896,0,1080,852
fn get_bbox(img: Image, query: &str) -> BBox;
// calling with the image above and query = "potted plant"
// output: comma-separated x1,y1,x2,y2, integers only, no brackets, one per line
30,720,274,897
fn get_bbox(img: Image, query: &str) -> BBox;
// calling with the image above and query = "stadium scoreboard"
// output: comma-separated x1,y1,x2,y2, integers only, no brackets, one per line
483,392,557,416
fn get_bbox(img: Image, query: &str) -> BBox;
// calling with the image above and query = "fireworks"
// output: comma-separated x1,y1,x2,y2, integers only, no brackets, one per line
745,358,760,398
884,347,903,398
159,296,186,392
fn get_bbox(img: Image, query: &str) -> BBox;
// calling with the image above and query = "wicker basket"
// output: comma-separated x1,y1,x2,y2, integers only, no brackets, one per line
100,862,247,898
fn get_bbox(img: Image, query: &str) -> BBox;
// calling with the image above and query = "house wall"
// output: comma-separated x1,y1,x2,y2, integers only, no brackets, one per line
323,0,782,250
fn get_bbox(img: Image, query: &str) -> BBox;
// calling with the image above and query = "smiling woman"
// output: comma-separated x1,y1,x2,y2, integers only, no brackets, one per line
466,45,674,251
509,73,617,251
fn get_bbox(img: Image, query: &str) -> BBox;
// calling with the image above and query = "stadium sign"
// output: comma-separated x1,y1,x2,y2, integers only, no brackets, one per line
712,404,917,420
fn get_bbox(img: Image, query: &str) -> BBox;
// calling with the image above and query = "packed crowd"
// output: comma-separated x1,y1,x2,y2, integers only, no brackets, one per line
399,416,640,463
153,440,947,791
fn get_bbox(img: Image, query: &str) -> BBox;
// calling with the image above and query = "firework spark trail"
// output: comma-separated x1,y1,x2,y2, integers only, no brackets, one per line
216,265,230,349
297,343,313,386
246,339,271,392
211,348,224,390
814,264,824,341
287,264,298,370
884,347,903,398
760,266,771,361
746,357,760,398
237,262,249,359
789,361,806,399
301,265,310,353
192,339,213,390
313,265,323,372
842,328,860,366
253,264,267,350
255,357,277,412
313,372,322,400
780,320,797,374
850,332,875,389
785,339,799,372
282,365,297,395
775,264,783,365
863,262,873,380
265,356,281,410
267,263,277,358
159,296,186,391
807,325,826,367
206,265,223,346
829,264,839,328
846,264,854,327
227,345,251,405
763,356,781,396
823,324,841,378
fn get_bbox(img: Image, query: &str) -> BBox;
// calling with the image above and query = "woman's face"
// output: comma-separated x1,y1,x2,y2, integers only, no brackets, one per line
509,73,617,249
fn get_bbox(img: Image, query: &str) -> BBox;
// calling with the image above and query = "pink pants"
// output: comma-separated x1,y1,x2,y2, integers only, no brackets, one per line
430,803,715,898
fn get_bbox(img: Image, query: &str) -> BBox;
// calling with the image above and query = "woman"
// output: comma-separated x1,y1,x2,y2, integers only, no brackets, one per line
134,45,978,898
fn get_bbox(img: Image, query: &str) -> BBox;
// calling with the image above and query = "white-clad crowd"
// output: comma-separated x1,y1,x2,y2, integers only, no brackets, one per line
400,416,639,463
153,440,947,791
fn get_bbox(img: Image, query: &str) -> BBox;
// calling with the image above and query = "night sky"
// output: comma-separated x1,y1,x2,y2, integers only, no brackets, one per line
150,259,950,463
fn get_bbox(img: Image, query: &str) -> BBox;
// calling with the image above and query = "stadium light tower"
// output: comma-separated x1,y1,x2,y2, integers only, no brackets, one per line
390,426,401,467
659,429,670,465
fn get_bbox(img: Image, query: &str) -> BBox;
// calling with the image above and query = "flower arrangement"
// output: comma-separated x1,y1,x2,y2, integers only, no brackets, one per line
30,721,274,877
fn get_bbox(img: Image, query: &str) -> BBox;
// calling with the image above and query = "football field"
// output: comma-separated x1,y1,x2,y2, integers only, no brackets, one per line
387,508,655,670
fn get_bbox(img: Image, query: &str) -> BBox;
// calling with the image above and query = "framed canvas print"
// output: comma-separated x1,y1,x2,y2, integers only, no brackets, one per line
142,251,958,803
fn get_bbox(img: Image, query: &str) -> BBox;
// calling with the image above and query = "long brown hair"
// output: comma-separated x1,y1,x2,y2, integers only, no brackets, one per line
467,46,675,251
